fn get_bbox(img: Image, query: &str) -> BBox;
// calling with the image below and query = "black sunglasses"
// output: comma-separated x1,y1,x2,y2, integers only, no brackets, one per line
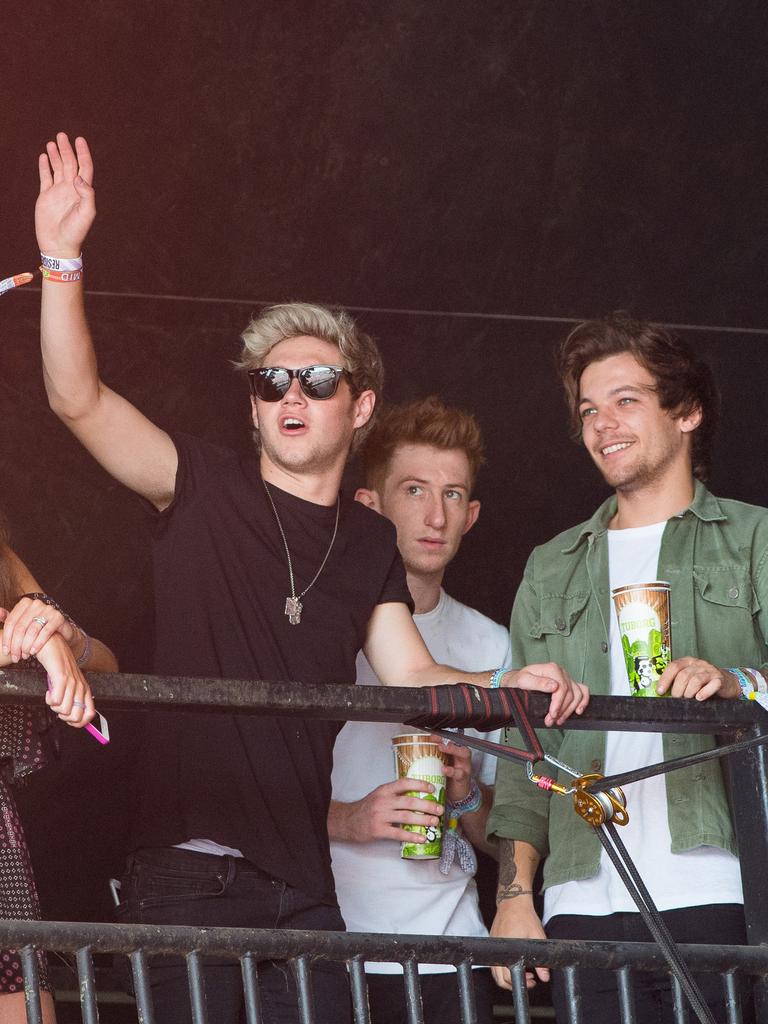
248,364,348,402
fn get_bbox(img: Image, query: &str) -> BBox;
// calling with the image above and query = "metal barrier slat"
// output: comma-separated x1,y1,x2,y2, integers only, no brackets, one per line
186,950,208,1024
20,945,43,1024
510,961,530,1024
240,953,263,1024
455,960,477,1024
293,954,314,1024
403,960,424,1024
129,948,156,1024
616,964,637,1024
76,946,99,1024
348,955,371,1024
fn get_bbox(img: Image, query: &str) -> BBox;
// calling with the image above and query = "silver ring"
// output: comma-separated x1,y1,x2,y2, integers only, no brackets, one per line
72,700,86,709
32,616,47,627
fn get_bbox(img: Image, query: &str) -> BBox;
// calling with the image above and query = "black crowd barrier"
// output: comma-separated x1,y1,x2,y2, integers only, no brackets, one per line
1,672,767,1024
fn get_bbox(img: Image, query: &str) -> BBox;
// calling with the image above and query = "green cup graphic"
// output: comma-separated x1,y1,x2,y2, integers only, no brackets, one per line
611,581,672,697
391,733,446,859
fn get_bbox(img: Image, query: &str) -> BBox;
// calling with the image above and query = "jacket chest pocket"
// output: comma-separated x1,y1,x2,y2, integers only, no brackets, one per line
530,592,591,641
693,568,759,614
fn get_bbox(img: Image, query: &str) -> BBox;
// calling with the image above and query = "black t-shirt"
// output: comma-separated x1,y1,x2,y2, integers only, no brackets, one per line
131,433,411,902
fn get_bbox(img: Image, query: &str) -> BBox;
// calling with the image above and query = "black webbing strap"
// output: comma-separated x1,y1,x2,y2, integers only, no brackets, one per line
405,684,544,763
597,822,717,1024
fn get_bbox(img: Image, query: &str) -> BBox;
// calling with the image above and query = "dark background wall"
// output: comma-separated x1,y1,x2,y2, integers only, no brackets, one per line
0,2,766,921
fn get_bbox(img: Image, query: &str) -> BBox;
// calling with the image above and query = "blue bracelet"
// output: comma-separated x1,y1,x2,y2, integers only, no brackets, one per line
489,667,506,688
729,667,757,700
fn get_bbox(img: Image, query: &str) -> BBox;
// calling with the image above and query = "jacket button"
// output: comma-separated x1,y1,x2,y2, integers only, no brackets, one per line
601,641,608,653
591,759,602,771
555,617,566,631
728,587,739,599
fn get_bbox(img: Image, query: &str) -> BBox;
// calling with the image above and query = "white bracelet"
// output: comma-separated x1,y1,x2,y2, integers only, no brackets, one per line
40,253,83,272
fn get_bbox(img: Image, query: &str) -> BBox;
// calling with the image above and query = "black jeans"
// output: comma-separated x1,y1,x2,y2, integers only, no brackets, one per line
365,969,495,1024
547,905,753,1024
116,847,351,1024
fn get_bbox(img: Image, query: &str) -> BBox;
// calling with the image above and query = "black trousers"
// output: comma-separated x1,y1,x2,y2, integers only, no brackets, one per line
116,847,351,1024
547,904,753,1024
364,969,495,1024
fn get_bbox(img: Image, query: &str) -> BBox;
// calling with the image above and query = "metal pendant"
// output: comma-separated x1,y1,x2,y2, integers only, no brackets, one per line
285,596,303,625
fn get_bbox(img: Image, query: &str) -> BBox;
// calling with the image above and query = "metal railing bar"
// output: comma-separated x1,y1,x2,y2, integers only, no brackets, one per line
510,961,531,1024
4,922,768,976
456,960,477,1024
672,974,689,1023
0,671,760,735
723,971,742,1024
562,964,581,1024
616,964,637,1024
403,959,424,1024
348,956,371,1024
20,945,43,1024
293,954,314,1024
240,953,263,1024
129,948,156,1024
76,946,99,1024
186,950,208,1024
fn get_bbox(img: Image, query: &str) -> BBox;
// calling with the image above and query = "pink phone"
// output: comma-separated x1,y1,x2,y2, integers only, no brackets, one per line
46,676,110,745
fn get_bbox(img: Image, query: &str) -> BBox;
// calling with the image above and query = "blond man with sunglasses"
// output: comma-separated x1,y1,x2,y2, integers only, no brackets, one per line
35,132,588,1024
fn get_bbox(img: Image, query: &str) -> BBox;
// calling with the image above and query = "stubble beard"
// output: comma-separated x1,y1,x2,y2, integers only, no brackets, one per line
259,430,351,478
599,444,679,495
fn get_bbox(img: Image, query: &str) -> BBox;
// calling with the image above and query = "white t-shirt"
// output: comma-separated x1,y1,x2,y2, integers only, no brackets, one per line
330,589,511,973
543,521,743,924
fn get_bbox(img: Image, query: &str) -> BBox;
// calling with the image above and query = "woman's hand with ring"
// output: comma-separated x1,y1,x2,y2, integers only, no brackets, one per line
0,596,76,662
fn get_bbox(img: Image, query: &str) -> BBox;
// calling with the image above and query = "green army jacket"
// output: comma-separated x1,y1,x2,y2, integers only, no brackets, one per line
487,481,768,890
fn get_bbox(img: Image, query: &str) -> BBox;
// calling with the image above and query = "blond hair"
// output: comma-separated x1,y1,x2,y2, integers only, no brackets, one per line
237,302,384,449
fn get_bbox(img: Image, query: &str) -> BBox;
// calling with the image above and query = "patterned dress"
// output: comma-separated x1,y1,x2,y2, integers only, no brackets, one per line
0,706,51,993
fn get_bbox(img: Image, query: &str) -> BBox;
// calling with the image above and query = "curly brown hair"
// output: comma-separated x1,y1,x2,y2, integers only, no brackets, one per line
558,311,720,481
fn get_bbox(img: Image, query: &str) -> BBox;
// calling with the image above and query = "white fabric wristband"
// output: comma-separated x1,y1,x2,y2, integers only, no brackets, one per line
40,253,83,272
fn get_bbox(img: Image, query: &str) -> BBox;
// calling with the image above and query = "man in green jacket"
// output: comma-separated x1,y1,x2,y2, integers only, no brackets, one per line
488,312,766,1023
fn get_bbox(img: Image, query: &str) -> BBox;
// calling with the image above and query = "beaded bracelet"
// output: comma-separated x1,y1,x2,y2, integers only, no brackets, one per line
489,667,506,688
729,667,761,700
75,627,92,667
446,778,482,818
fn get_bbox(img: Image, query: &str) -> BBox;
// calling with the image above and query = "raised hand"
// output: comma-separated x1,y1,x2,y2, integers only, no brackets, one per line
36,132,95,257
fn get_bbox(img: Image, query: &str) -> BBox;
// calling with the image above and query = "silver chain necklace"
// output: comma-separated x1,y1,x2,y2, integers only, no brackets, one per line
262,479,340,625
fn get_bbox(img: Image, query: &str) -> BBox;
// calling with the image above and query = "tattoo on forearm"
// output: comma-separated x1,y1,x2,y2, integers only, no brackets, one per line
496,840,534,904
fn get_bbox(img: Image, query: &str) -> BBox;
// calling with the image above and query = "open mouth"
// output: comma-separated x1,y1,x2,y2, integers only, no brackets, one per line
281,417,306,432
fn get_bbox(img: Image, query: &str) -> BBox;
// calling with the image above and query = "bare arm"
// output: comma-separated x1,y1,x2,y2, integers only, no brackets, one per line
363,602,589,725
1,549,118,672
36,132,177,509
490,838,549,990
